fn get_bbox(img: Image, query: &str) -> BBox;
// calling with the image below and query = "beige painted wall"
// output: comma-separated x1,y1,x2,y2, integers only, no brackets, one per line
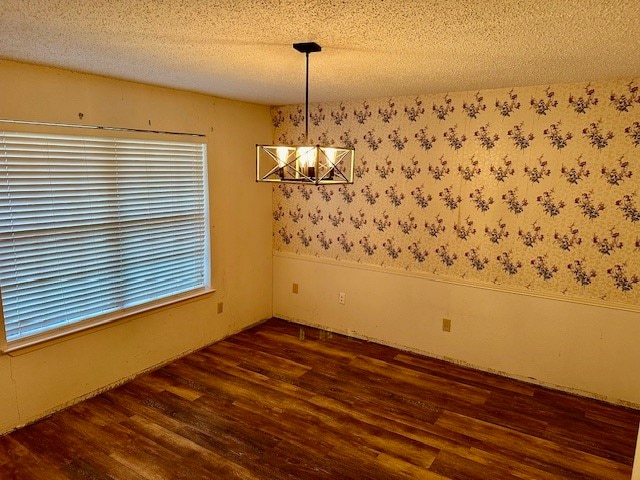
274,253,640,406
0,59,273,433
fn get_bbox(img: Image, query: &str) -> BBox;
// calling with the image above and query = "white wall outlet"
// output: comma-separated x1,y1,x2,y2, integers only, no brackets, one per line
339,292,346,304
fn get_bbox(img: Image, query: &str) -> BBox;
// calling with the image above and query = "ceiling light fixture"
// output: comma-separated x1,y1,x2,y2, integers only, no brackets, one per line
256,42,355,185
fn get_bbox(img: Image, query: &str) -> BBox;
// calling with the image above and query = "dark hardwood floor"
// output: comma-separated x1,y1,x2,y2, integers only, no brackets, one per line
1,318,639,479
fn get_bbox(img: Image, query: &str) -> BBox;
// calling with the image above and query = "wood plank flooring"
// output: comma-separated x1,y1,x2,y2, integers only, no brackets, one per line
1,318,639,479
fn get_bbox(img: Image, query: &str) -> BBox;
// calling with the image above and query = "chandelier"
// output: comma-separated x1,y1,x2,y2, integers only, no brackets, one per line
256,42,355,184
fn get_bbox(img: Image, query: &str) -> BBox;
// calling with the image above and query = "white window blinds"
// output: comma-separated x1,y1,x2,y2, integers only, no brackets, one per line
0,130,209,345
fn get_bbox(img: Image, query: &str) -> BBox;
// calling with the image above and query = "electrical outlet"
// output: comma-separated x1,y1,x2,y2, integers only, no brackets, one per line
442,318,451,332
292,283,299,294
217,302,223,314
339,292,346,304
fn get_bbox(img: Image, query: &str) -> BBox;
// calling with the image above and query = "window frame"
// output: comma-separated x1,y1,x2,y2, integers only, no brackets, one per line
0,124,212,352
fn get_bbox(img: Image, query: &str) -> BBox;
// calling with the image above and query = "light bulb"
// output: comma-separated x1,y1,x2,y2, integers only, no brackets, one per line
276,146,290,167
324,147,337,167
297,146,317,177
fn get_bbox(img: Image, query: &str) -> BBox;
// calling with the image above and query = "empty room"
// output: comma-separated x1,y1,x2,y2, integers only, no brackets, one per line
0,1,639,478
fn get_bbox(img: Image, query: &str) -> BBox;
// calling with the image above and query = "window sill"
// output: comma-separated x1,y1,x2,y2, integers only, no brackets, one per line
2,288,216,356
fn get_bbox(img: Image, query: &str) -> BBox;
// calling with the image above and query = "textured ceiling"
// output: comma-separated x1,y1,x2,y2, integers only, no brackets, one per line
1,0,639,105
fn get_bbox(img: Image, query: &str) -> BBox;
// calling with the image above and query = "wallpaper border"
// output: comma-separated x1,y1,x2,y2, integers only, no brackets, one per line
274,251,640,314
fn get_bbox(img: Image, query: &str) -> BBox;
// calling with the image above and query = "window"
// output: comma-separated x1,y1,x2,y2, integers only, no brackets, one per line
0,129,209,349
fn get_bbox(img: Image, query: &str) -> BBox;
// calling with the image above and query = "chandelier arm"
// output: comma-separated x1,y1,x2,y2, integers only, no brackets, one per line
305,52,309,142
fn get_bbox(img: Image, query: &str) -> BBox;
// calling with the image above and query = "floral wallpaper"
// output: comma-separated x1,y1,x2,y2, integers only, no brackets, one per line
271,79,640,309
